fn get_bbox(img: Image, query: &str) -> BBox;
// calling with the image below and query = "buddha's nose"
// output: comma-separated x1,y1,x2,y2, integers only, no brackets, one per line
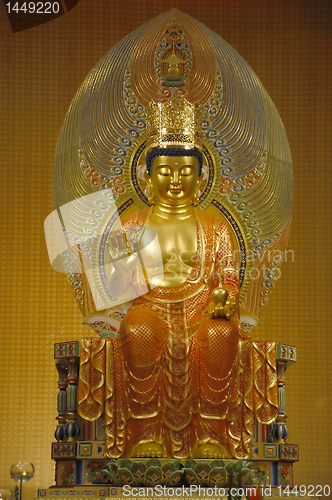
172,171,179,184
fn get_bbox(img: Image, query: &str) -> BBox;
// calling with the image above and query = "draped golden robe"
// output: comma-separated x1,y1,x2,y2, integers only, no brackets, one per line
78,209,279,459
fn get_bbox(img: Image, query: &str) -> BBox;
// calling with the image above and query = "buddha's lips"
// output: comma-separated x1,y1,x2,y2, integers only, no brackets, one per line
169,188,182,194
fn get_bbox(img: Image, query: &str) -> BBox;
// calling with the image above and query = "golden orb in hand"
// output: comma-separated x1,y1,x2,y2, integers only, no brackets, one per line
212,286,228,306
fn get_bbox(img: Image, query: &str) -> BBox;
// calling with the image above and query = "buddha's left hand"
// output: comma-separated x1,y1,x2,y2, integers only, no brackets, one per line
224,300,237,320
204,285,237,320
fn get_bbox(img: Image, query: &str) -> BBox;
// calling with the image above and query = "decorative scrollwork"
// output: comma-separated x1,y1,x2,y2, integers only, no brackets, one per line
79,149,126,195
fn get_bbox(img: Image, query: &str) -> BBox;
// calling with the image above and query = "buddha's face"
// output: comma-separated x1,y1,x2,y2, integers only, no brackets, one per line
148,155,201,206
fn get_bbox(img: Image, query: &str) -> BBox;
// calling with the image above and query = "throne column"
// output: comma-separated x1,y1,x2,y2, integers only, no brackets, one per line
65,357,80,441
54,360,68,442
272,344,297,443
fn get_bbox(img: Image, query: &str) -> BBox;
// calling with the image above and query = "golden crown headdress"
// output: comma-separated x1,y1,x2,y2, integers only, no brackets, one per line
145,95,203,153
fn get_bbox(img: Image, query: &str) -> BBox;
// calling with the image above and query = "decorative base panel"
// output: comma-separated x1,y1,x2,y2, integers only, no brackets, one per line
52,441,299,462
52,443,298,488
251,443,299,462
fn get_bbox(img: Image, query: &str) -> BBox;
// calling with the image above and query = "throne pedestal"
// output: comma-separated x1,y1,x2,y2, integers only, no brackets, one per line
36,340,298,498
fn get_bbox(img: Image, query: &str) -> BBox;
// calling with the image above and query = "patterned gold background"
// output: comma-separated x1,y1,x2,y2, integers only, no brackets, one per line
0,0,331,496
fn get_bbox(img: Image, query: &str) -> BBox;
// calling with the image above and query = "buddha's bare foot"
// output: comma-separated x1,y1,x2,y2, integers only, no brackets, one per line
194,443,231,459
131,441,164,458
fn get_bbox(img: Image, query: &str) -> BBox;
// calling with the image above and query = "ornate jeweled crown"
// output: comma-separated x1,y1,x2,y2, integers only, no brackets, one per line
145,95,203,153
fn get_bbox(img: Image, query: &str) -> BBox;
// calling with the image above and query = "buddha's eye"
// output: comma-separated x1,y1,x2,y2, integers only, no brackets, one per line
157,167,171,176
180,167,194,176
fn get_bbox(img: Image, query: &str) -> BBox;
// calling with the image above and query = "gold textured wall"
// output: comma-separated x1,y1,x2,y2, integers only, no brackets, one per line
0,0,331,496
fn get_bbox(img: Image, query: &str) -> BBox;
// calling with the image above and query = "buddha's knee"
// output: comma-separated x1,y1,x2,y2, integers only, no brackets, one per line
118,308,165,367
197,317,239,376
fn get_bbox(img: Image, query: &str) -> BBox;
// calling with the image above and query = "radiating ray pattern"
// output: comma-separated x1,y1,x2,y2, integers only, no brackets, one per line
53,9,292,321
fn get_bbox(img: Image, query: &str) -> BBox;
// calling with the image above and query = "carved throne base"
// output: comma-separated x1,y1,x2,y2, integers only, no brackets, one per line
40,341,299,496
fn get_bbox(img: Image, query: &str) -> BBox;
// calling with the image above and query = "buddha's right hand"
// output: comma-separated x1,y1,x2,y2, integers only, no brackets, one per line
108,231,139,274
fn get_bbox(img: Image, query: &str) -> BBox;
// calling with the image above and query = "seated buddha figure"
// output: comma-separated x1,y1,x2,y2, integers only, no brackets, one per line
107,96,243,459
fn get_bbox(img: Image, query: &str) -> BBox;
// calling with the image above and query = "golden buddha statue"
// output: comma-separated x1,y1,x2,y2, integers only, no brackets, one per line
102,96,245,459
54,11,293,465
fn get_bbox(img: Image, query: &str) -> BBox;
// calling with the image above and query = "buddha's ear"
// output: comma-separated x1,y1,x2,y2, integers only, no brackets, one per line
193,175,203,206
196,170,204,191
194,163,207,203
144,169,153,189
144,169,156,204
